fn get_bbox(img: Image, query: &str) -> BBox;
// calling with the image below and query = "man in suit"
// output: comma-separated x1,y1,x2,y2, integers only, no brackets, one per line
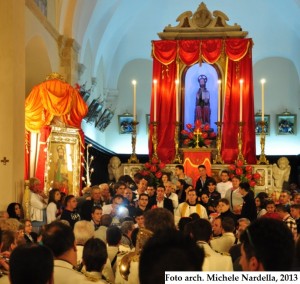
195,165,213,197
148,185,174,214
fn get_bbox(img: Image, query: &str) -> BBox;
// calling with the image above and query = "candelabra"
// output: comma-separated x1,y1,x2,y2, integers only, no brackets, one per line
236,122,246,164
257,121,269,164
173,122,182,163
128,121,139,163
151,121,159,161
81,144,94,187
213,122,224,164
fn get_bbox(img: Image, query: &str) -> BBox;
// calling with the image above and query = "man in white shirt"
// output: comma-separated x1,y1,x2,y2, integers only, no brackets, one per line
224,175,243,215
165,181,179,210
29,177,47,233
216,170,232,198
102,195,129,226
185,218,233,271
210,217,236,253
42,221,85,284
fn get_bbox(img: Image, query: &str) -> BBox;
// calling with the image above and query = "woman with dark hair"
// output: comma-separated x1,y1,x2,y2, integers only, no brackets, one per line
6,203,23,221
161,172,171,185
46,188,62,223
81,238,109,283
255,194,267,218
175,179,190,203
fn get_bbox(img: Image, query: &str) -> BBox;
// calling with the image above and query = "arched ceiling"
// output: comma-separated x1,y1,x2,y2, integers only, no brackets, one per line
58,0,300,87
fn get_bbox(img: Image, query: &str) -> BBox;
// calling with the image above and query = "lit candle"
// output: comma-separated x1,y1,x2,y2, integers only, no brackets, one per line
218,80,221,121
239,79,244,122
153,79,157,121
175,79,179,122
132,80,137,120
260,78,266,121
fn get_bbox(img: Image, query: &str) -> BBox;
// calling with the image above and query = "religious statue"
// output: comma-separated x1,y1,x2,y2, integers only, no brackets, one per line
195,74,210,124
108,156,122,181
272,157,291,190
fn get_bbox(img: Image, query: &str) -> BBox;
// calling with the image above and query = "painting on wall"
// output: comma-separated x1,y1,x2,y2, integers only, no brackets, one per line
254,115,270,135
276,113,297,135
118,113,134,134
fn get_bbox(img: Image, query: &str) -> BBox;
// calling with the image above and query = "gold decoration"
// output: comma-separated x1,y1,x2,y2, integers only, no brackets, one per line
45,72,65,82
236,122,246,164
158,2,248,40
173,122,182,163
213,122,224,164
118,228,153,281
128,121,139,163
151,121,159,161
257,121,269,165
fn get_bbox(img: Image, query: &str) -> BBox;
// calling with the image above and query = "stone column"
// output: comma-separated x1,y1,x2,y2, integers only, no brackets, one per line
58,35,81,85
0,0,25,209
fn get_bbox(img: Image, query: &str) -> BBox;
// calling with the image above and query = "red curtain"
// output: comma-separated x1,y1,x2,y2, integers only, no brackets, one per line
35,126,52,190
150,41,177,163
151,39,256,164
222,39,256,164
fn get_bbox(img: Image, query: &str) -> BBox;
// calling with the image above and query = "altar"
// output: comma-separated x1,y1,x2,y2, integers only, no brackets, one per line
120,158,274,195
181,148,212,187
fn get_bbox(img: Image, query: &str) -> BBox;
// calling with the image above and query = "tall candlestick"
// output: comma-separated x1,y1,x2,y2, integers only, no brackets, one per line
132,80,137,120
153,79,157,121
218,80,221,121
175,79,179,122
261,78,266,121
239,79,244,122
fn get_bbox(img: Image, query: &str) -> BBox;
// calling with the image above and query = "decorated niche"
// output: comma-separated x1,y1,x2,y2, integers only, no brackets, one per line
149,2,256,165
25,73,88,195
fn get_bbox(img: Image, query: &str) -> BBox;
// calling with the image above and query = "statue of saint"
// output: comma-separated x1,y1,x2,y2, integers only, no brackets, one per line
195,75,210,124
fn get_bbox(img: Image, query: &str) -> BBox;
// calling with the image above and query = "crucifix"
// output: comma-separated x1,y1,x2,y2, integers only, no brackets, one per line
1,157,9,165
193,128,202,149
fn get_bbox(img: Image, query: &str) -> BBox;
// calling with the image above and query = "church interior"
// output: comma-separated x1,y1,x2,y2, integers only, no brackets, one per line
1,0,300,211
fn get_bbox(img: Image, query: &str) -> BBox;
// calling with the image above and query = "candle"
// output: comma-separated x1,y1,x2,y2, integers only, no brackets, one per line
132,80,137,120
218,80,221,121
175,80,179,122
153,79,157,121
261,79,266,121
239,79,244,122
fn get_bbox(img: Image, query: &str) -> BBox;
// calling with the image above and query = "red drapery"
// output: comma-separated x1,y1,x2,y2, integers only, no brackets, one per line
35,126,52,190
150,39,256,164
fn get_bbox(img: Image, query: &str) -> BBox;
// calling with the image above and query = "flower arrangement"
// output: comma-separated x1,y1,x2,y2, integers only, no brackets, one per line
228,160,261,188
139,157,166,186
181,120,216,148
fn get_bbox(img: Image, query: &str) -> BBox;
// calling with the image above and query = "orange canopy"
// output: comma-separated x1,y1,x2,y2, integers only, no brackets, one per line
25,79,88,132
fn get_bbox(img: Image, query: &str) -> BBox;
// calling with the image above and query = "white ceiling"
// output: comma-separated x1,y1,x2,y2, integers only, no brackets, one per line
57,0,300,88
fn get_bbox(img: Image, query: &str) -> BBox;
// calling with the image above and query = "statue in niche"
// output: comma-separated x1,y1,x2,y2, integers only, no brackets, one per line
108,156,122,182
195,74,210,124
272,157,291,190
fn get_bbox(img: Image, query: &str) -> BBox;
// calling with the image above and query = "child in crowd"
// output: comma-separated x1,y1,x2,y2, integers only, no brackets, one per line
216,170,232,198
262,199,281,220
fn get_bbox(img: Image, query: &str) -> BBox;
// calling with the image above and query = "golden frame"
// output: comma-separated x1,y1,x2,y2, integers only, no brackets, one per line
44,127,82,196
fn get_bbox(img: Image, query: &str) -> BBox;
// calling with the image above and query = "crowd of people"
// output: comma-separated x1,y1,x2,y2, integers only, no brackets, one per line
1,164,300,283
